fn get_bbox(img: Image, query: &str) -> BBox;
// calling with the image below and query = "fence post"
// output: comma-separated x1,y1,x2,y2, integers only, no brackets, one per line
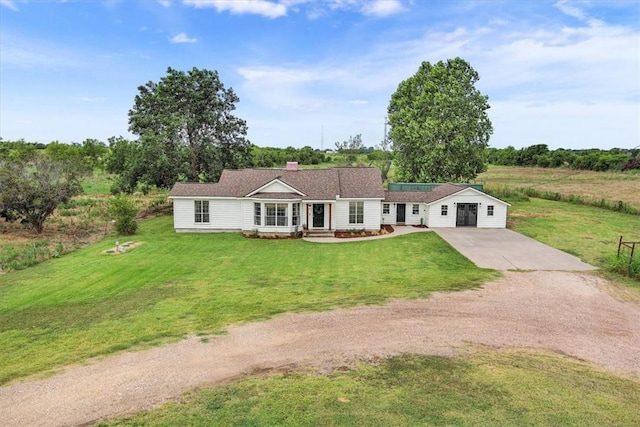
618,235,623,256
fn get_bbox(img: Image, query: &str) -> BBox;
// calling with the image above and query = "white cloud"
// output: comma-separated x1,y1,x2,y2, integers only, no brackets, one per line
1,33,87,69
234,3,639,150
184,0,287,18
76,96,105,103
554,0,586,21
237,65,343,110
170,32,198,43
0,0,18,11
362,0,405,17
157,0,171,7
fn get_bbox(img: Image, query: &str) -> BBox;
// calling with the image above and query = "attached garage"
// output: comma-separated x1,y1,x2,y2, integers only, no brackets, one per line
385,183,510,229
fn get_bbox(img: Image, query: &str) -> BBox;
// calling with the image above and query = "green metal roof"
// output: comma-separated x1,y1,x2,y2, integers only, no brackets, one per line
387,182,484,192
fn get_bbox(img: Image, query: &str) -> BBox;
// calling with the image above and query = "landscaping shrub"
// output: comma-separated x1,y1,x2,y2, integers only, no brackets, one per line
109,196,138,235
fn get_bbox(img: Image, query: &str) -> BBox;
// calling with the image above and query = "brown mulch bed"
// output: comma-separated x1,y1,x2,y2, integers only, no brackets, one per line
335,224,394,238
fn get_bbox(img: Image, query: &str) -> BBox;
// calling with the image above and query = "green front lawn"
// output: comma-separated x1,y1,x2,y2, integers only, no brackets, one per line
0,216,496,384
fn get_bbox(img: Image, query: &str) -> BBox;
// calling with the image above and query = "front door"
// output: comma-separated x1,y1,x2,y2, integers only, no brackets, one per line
456,203,478,227
396,203,406,224
313,204,324,228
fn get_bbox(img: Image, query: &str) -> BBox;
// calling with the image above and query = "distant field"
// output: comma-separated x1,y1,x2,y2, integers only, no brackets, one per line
477,166,640,209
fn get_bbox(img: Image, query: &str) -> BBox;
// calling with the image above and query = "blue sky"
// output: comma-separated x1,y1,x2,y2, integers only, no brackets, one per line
1,0,639,150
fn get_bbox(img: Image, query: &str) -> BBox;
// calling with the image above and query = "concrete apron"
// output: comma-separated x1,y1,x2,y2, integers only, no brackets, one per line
434,228,597,271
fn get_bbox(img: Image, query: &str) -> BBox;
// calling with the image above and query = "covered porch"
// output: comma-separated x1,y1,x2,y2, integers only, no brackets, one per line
303,201,336,235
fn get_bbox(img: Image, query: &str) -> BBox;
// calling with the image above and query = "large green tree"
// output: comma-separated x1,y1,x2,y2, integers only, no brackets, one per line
388,58,493,182
0,156,83,233
128,67,251,187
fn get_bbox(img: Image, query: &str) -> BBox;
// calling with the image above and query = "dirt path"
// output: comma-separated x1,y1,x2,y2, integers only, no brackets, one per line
1,271,639,426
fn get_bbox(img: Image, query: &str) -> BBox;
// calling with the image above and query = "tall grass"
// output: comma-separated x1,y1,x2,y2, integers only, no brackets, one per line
486,185,639,215
607,254,640,280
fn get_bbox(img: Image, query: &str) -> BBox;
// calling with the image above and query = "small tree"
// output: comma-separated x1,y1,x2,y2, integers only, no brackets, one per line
0,156,83,233
109,197,138,235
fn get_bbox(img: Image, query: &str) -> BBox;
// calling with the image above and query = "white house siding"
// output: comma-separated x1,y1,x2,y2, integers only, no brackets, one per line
426,189,509,228
477,201,508,228
241,200,256,231
381,203,395,225
335,199,382,231
405,203,426,226
254,180,299,194
173,198,242,231
426,203,457,228
382,202,426,226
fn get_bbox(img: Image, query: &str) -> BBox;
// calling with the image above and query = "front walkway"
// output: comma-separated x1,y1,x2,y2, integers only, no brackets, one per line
303,225,430,243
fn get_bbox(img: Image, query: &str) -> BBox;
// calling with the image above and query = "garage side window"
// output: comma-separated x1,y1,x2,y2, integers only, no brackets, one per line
412,204,419,215
441,205,448,216
487,205,494,216
383,203,390,215
194,200,210,223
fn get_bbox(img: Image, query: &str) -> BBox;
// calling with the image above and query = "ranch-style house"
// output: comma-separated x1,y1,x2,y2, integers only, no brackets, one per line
168,163,509,235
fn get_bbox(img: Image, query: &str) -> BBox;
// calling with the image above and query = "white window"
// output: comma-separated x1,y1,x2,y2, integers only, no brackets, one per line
266,203,288,226
412,204,419,215
276,204,287,226
292,203,300,226
349,201,364,224
487,205,494,216
383,203,390,215
194,200,210,223
441,205,448,216
254,203,261,225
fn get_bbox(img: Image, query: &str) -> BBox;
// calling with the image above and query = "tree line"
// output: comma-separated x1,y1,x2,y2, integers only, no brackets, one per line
486,144,640,172
5,59,635,234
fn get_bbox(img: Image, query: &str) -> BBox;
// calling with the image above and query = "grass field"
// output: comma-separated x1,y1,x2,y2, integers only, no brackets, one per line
478,165,640,209
0,216,495,384
98,350,640,426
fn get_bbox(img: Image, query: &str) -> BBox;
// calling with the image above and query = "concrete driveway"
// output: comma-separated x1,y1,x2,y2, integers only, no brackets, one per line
434,228,597,271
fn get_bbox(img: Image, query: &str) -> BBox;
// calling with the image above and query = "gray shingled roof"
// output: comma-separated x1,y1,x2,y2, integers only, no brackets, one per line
384,190,432,203
169,167,385,200
384,183,471,204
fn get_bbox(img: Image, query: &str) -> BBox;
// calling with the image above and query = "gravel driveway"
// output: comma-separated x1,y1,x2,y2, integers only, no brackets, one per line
1,271,638,427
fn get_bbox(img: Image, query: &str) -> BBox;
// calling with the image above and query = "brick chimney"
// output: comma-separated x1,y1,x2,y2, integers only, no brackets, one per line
286,161,298,171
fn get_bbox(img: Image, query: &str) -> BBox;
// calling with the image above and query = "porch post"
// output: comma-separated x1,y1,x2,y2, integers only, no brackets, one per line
329,204,332,230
